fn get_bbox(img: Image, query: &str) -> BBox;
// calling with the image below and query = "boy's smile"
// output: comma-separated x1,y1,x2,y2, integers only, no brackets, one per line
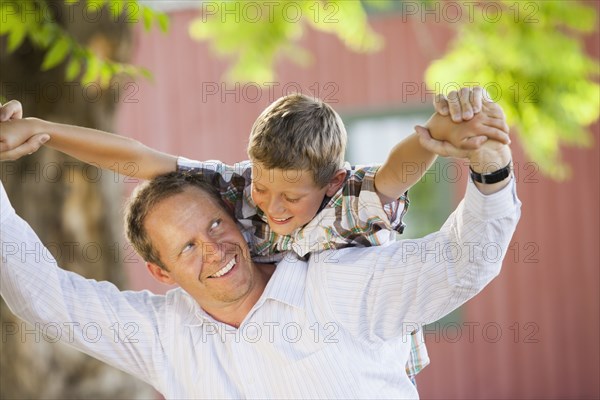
250,163,344,236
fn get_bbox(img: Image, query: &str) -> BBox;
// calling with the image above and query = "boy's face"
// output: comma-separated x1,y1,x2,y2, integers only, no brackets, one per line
250,163,341,236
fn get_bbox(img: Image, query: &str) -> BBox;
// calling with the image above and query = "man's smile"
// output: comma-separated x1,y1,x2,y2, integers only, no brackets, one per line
209,257,236,278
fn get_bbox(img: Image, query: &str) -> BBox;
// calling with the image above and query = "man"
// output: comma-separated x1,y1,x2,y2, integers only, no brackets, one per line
1,124,519,397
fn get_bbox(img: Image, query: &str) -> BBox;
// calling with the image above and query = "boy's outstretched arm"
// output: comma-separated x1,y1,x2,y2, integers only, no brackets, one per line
374,133,437,204
375,89,510,204
0,101,176,179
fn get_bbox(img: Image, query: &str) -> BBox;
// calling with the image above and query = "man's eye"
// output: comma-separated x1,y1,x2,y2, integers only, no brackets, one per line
182,242,195,254
253,186,265,193
210,219,222,230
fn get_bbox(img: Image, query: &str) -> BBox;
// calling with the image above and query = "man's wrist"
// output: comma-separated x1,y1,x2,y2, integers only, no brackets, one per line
468,142,512,194
470,161,512,184
468,142,512,173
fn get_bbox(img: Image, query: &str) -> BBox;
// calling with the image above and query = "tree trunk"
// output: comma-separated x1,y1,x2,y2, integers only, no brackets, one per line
0,2,155,398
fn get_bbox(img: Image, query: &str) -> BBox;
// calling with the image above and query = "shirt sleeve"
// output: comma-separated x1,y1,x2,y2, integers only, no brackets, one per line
0,181,166,388
290,165,408,256
177,157,252,213
320,177,521,342
338,165,408,233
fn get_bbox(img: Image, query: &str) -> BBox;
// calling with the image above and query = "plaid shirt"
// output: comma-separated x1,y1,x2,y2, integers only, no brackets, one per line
177,157,430,378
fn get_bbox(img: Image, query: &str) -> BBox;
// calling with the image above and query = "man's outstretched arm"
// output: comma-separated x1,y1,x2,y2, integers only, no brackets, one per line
0,180,166,386
321,138,520,341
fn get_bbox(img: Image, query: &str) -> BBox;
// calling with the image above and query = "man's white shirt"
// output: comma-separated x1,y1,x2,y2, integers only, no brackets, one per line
0,178,520,398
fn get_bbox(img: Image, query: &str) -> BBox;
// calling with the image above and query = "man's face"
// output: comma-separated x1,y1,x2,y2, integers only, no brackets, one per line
250,163,333,236
144,187,259,310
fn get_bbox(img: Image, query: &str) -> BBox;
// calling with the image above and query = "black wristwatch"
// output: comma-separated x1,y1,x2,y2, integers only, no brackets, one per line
469,161,512,184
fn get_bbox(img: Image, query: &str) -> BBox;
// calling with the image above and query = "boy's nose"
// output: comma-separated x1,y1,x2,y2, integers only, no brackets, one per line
267,196,285,216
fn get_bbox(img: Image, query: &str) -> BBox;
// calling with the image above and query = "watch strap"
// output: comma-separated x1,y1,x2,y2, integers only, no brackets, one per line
469,161,512,184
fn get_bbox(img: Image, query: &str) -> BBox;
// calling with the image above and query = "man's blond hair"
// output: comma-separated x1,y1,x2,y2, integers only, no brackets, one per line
247,94,347,187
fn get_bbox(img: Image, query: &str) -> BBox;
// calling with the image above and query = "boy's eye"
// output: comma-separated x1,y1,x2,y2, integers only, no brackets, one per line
284,196,300,203
253,185,265,193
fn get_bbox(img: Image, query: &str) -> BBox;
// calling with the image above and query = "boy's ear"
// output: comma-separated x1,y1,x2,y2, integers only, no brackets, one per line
146,262,176,285
325,169,347,196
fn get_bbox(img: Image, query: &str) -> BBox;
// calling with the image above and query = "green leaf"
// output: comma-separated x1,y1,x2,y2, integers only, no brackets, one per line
7,23,27,52
109,0,124,19
0,2,18,35
81,56,100,86
138,66,153,81
99,63,113,88
157,12,169,32
41,36,71,70
142,6,153,31
65,57,81,81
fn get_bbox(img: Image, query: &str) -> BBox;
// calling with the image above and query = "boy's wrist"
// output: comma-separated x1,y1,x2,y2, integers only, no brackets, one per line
28,117,49,136
424,113,450,141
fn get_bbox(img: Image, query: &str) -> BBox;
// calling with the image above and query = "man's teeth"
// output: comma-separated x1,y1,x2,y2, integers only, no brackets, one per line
212,258,236,278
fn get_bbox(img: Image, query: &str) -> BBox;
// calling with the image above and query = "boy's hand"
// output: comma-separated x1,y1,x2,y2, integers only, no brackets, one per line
416,126,512,194
434,87,486,122
0,118,50,161
415,125,479,159
415,122,507,160
425,100,510,150
0,100,23,122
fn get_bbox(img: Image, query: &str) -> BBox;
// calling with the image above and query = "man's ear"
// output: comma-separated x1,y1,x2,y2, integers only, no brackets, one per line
325,169,347,197
146,262,176,285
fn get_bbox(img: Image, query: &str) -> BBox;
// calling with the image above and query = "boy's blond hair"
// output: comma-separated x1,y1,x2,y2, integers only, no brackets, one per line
247,94,347,187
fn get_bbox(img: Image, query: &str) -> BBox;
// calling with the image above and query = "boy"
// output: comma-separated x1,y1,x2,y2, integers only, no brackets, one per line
0,92,508,260
0,89,510,383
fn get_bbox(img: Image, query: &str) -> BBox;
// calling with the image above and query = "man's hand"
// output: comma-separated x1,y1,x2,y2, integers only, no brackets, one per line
416,125,512,194
434,86,487,122
425,100,510,150
0,118,50,161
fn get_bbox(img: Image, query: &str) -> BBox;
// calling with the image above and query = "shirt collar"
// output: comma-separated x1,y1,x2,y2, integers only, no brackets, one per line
258,255,307,310
186,255,308,325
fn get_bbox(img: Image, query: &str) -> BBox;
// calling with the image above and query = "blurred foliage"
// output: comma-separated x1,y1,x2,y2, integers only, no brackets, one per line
1,0,598,179
425,0,599,179
189,0,385,81
0,0,167,87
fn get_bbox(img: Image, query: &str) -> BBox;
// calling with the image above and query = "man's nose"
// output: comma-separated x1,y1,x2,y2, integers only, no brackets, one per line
202,242,227,265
